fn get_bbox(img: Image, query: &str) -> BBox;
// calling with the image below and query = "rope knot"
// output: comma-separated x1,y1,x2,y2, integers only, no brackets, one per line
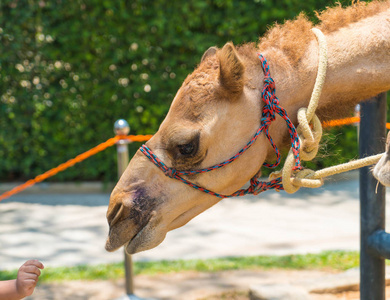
164,168,178,179
262,110,275,122
262,96,279,122
252,181,268,195
263,76,275,90
250,177,283,195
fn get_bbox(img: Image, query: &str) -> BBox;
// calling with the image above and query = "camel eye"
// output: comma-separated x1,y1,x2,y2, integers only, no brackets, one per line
178,142,195,156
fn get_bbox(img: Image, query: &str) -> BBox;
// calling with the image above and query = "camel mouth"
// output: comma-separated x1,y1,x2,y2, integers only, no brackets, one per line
124,223,149,254
125,211,167,254
105,184,166,253
105,213,154,253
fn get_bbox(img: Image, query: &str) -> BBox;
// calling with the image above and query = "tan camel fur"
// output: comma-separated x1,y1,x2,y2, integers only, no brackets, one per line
373,131,390,186
106,1,390,254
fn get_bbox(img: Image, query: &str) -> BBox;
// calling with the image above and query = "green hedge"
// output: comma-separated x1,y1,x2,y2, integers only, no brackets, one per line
0,0,372,182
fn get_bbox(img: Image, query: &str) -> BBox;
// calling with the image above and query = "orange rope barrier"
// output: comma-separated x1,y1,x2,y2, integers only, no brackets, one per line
322,116,360,128
322,116,390,129
0,134,152,202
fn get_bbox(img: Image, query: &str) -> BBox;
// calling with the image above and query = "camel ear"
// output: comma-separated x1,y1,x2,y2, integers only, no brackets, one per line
217,42,244,95
201,46,217,62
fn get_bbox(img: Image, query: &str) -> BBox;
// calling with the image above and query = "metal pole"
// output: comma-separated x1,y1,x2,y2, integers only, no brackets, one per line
114,119,144,300
359,93,387,300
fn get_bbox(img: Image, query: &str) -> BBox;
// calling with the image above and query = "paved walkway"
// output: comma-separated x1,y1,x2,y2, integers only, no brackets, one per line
0,171,389,271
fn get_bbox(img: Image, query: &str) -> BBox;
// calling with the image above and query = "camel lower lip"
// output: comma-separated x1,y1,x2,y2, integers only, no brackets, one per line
125,224,147,254
125,211,167,254
106,214,152,253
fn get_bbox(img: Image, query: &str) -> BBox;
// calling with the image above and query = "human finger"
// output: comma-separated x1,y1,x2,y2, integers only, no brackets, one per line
24,259,44,269
22,265,42,277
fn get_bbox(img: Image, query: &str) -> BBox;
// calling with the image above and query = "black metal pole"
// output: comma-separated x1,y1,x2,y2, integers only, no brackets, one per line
359,93,387,300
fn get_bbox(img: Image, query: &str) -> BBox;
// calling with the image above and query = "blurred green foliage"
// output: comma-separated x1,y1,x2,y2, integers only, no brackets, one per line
0,0,382,182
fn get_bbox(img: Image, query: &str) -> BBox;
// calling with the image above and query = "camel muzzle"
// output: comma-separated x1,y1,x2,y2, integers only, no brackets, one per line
105,186,162,252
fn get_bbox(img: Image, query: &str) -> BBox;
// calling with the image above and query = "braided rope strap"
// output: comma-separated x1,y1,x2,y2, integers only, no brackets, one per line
258,54,302,170
139,54,302,198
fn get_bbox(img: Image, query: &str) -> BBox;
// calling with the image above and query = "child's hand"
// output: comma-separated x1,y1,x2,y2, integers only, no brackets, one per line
16,259,44,298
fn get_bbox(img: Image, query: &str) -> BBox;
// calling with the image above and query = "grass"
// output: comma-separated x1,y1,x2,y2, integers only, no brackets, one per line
0,250,361,283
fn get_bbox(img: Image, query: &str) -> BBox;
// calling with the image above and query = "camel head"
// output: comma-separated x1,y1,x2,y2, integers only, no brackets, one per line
105,42,274,254
104,1,390,254
373,131,390,186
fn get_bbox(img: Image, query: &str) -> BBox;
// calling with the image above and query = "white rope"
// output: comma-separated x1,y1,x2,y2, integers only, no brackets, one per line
270,28,384,193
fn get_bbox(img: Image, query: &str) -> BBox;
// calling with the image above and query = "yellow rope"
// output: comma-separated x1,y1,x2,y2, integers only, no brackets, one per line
271,28,384,193
310,153,383,179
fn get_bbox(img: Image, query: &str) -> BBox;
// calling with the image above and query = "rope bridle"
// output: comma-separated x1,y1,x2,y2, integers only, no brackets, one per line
139,54,302,198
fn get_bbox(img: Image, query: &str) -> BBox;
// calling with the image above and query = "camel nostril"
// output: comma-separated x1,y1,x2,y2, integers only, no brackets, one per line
107,203,125,227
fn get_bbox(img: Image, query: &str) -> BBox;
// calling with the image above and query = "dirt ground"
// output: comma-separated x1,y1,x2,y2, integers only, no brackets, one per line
25,269,390,300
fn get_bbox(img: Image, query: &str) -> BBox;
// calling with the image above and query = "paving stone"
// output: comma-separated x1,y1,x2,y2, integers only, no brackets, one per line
249,284,309,300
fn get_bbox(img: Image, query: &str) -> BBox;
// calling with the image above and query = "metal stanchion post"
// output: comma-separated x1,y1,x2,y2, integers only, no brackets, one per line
114,119,144,300
359,94,387,300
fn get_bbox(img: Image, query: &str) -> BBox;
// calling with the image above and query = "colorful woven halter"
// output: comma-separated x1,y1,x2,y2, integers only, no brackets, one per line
140,54,302,198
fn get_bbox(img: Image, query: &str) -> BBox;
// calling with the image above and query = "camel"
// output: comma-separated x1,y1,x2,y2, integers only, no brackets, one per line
373,131,390,186
105,0,390,254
